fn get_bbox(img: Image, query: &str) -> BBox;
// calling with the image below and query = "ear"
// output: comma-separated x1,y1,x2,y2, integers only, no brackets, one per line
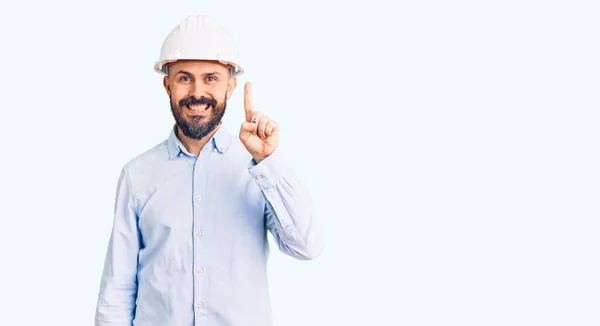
226,76,237,100
163,76,171,96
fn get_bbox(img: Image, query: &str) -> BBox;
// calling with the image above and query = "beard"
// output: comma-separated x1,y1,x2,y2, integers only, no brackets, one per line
170,94,227,140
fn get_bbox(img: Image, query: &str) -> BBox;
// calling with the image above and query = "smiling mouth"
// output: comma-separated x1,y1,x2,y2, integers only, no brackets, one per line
187,104,211,112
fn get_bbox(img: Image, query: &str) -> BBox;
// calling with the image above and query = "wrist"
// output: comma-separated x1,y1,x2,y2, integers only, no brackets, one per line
252,155,267,164
252,149,275,164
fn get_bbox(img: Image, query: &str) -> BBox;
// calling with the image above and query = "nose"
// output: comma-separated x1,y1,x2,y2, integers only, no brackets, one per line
192,81,207,99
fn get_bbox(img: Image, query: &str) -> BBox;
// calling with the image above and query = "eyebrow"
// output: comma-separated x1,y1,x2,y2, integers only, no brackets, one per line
176,70,221,76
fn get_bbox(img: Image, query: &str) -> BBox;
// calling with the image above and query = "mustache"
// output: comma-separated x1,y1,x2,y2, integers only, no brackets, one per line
179,96,217,108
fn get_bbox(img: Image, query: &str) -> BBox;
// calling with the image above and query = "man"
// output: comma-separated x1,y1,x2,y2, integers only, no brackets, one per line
94,14,324,326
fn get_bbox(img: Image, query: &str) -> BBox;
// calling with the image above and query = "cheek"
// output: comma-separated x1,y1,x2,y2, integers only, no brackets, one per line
170,88,188,103
206,87,227,102
213,82,228,94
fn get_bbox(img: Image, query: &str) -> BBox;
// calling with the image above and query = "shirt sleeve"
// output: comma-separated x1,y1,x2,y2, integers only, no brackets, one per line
95,167,141,325
247,149,325,260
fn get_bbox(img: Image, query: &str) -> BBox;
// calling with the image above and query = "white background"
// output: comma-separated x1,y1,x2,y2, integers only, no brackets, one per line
0,0,598,325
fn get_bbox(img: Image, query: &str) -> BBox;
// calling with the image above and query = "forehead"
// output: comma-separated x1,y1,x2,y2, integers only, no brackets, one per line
167,60,230,75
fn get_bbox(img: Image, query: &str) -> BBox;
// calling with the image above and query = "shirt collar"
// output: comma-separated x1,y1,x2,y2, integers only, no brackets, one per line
167,123,232,159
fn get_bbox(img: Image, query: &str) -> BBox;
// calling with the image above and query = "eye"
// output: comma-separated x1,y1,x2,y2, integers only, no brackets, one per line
179,75,191,82
206,76,217,82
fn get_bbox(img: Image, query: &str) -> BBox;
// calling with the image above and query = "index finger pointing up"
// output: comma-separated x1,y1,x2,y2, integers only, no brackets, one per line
244,82,254,122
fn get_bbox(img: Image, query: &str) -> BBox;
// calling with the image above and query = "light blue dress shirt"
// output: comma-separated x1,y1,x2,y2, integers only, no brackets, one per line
95,124,324,326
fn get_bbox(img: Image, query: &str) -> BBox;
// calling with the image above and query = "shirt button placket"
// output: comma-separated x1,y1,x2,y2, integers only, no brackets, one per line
193,154,209,321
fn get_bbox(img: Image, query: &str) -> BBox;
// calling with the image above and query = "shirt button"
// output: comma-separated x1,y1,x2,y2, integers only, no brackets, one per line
212,148,217,152
196,230,203,237
197,163,202,168
196,195,202,201
197,303,204,309
197,268,204,274
256,175,262,180
179,153,184,158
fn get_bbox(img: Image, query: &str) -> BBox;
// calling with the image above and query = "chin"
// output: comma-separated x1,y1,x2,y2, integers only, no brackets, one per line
187,115,208,124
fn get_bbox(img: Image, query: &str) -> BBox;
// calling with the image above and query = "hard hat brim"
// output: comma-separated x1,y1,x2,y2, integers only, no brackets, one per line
154,59,244,77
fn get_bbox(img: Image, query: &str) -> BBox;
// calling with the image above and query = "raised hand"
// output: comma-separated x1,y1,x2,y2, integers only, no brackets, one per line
239,82,279,163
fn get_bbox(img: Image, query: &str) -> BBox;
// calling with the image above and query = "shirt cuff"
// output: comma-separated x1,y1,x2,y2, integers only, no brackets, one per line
247,149,294,189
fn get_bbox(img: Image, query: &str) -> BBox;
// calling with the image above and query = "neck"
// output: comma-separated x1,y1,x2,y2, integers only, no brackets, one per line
176,122,221,156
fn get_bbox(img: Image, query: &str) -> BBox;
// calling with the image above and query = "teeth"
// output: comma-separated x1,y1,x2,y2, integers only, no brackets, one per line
188,104,209,111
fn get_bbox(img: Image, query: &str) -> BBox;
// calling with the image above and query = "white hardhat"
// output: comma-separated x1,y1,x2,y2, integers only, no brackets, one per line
154,14,244,76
